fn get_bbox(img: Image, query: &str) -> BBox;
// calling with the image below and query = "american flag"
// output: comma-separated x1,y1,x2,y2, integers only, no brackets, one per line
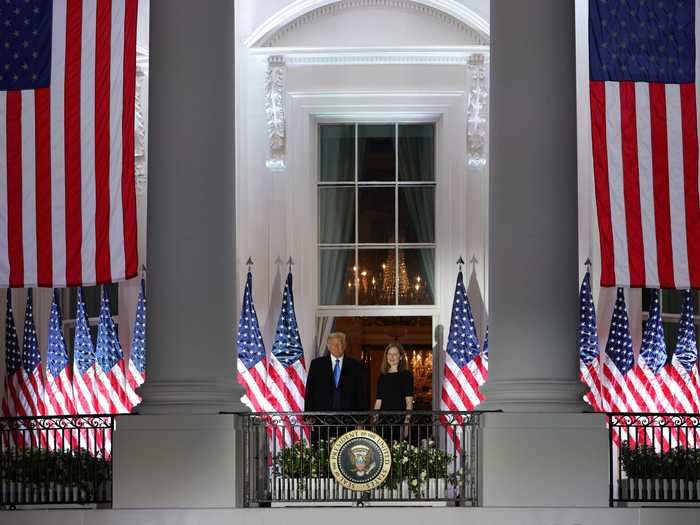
440,270,484,451
125,277,146,400
578,271,602,411
665,290,700,413
44,288,75,417
0,0,139,288
482,325,489,381
467,266,488,382
1,290,22,419
235,270,270,413
268,271,308,444
72,287,96,417
629,289,674,415
1,290,25,448
94,285,137,414
19,290,46,446
600,288,640,414
588,0,700,289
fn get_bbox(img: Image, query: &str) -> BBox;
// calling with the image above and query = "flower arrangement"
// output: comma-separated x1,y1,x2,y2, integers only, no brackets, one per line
273,438,464,498
620,442,700,480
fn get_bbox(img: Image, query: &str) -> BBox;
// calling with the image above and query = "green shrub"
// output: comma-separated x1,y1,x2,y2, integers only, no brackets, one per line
620,442,700,480
0,448,111,496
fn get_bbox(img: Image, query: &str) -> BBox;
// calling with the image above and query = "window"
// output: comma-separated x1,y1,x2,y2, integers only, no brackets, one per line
642,289,700,353
61,284,119,352
318,123,436,306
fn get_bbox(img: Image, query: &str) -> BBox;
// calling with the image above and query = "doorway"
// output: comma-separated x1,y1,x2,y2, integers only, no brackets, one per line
331,316,434,410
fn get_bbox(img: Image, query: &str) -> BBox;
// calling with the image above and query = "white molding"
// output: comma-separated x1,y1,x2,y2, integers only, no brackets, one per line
250,45,489,66
466,53,488,167
265,56,288,171
245,0,490,48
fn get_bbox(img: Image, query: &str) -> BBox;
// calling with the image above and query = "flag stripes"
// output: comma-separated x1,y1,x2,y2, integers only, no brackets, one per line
0,0,139,288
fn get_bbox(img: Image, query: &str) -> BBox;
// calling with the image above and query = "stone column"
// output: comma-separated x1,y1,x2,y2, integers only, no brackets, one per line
139,0,243,414
485,0,585,412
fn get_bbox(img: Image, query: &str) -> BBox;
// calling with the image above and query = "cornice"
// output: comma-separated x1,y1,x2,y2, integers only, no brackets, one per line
251,45,489,66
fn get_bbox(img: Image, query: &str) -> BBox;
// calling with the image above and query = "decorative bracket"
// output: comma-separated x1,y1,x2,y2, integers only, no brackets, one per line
265,55,287,171
134,49,149,195
466,53,488,168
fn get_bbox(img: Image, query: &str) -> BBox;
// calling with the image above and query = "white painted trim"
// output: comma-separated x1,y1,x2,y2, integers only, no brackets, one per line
245,0,490,48
250,45,490,66
275,90,471,365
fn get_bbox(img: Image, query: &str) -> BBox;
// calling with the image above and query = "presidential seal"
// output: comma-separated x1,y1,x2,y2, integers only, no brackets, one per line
329,429,391,492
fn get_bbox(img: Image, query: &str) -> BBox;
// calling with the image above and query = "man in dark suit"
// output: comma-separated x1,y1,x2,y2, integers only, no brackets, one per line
305,332,368,442
305,332,368,412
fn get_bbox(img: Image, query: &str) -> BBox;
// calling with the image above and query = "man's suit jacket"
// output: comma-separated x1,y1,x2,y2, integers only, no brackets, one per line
304,355,369,411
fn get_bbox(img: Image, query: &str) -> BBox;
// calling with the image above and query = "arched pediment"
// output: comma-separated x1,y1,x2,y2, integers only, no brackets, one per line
246,0,489,49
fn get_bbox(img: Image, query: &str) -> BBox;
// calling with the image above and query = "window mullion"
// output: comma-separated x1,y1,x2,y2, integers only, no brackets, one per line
355,122,359,306
395,122,399,306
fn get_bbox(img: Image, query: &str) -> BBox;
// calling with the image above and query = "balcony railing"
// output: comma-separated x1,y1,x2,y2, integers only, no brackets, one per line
608,413,700,506
240,411,480,507
0,415,113,509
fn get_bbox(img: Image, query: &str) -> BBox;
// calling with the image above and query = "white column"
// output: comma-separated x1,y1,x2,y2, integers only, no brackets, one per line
485,0,586,412
138,0,243,414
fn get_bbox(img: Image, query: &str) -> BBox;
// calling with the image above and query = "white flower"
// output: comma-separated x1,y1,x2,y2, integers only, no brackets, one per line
402,456,409,464
411,479,418,487
420,470,427,480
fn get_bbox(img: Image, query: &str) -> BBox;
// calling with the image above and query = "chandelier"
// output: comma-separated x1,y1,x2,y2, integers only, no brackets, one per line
346,251,425,304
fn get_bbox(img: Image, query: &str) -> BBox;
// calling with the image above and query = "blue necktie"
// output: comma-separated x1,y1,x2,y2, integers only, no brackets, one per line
333,358,340,387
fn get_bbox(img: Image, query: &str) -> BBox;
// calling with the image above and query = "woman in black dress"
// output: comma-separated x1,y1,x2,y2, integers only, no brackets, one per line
373,342,414,441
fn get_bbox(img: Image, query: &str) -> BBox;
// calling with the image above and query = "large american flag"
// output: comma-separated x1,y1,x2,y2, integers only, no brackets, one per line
268,271,308,445
578,271,602,411
235,270,270,413
0,0,139,288
440,270,484,451
125,277,146,396
588,0,700,288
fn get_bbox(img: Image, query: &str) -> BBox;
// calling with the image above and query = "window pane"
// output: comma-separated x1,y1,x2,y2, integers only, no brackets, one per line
320,125,355,182
662,321,678,357
399,249,435,305
358,249,396,305
398,186,435,243
320,249,355,305
399,124,435,181
319,187,355,244
358,187,395,243
69,284,118,318
358,125,395,181
642,288,653,312
661,289,698,315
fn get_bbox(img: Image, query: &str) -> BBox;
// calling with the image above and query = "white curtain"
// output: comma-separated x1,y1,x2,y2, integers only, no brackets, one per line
314,316,335,358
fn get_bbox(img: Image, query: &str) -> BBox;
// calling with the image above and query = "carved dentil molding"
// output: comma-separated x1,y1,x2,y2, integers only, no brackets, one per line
466,53,488,168
263,0,489,47
265,56,287,171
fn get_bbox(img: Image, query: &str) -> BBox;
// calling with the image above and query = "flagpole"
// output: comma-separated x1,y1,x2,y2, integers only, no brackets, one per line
456,256,465,273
